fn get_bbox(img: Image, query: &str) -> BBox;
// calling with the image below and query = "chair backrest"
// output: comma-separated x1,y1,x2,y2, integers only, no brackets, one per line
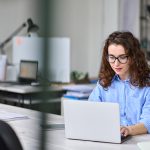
0,120,23,150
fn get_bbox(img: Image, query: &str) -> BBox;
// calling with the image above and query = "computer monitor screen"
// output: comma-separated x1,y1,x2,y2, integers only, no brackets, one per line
19,60,38,83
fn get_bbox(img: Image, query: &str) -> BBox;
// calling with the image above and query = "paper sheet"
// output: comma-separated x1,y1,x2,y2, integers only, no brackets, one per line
0,110,28,121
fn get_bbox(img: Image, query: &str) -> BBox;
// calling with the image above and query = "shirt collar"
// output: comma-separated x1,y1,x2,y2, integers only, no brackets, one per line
112,74,130,82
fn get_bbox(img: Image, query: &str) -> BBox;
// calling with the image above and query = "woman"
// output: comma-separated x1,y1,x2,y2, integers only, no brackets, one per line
88,31,150,136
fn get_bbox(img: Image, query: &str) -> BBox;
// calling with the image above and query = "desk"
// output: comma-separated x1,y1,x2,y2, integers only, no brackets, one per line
0,83,64,106
1,103,150,150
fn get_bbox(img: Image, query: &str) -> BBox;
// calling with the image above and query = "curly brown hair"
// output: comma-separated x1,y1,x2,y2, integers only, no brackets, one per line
99,31,150,88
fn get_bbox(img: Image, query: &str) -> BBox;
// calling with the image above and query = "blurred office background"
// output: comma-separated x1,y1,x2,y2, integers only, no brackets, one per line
1,0,150,115
0,0,149,149
0,0,143,81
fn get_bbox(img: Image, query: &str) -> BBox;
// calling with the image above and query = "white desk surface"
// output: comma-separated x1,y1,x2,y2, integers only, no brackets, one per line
1,103,150,150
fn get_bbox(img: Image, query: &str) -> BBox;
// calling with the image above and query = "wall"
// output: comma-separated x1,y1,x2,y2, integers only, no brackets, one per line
48,0,102,78
0,0,45,62
119,0,140,38
48,0,121,78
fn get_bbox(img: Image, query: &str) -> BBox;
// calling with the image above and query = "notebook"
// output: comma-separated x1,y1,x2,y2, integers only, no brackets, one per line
63,100,131,143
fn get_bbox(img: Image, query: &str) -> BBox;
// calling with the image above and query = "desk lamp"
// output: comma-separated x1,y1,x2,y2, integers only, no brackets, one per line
27,18,39,36
0,18,39,54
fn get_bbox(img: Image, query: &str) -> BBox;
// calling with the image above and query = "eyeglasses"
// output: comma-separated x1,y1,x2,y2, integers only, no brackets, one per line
107,54,129,64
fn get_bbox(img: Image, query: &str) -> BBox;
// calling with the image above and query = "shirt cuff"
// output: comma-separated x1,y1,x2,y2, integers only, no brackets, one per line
140,119,150,133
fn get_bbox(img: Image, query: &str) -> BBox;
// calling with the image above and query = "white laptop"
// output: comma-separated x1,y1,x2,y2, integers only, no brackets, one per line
63,100,131,144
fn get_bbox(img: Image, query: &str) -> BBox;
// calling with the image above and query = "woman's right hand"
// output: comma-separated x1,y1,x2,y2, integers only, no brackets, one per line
120,126,130,136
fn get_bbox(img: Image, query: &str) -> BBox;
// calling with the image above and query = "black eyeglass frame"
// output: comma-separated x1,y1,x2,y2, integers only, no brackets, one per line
107,54,129,64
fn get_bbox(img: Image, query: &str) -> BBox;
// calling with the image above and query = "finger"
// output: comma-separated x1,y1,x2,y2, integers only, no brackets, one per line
120,127,129,136
120,127,126,134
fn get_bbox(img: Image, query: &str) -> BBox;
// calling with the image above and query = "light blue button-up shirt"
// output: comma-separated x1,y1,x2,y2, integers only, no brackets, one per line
88,75,150,133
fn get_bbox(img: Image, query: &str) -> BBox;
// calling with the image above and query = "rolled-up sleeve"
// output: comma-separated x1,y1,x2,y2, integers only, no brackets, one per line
139,88,150,133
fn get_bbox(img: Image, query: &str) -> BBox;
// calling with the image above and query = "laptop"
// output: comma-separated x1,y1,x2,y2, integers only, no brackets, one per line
18,60,38,84
63,100,131,143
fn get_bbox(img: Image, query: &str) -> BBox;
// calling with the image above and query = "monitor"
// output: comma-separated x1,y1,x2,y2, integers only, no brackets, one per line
18,60,38,83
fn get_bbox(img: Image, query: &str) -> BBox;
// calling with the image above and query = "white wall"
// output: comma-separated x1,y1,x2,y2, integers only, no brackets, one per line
0,0,45,62
49,0,121,78
49,0,101,77
103,0,119,39
119,0,140,38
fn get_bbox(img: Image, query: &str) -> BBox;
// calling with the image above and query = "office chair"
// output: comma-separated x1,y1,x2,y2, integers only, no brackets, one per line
0,120,23,150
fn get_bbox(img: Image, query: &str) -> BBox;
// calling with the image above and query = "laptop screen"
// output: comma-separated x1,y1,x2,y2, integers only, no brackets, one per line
19,60,38,83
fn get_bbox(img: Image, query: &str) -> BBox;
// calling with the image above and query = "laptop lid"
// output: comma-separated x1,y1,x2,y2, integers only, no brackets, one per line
18,60,38,84
63,100,122,143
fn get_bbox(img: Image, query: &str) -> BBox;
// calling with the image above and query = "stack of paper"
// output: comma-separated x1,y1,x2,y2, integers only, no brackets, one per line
62,84,95,100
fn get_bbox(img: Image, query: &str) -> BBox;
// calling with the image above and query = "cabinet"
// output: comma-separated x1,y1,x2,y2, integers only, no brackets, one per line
140,0,150,60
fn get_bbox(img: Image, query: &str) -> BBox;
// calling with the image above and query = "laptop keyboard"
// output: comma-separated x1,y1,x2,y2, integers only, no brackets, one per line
121,135,131,142
121,135,127,140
